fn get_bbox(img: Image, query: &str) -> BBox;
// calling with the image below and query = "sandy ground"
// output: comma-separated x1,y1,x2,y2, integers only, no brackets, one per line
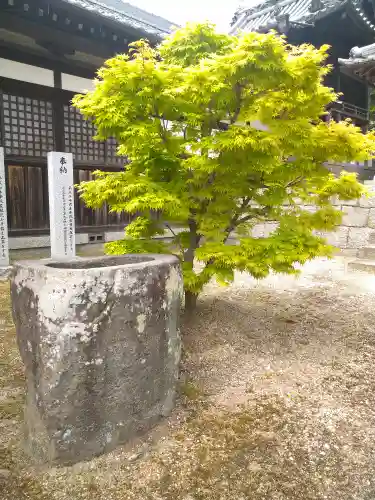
2,257,375,499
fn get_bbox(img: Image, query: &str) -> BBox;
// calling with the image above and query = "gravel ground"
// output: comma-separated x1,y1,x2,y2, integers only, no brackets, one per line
2,257,375,499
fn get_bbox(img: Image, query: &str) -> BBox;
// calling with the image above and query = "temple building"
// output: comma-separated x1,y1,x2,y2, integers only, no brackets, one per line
0,0,175,248
339,43,375,85
230,0,375,178
231,0,375,128
339,42,375,137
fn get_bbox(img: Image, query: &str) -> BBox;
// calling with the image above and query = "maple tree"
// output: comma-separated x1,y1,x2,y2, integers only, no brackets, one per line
73,23,375,310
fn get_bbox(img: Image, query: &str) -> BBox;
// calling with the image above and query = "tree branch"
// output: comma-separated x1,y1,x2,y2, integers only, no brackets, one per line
165,223,184,256
164,223,178,238
153,105,168,145
184,218,201,264
236,213,257,225
285,176,304,188
237,206,273,225
222,197,253,241
223,203,273,243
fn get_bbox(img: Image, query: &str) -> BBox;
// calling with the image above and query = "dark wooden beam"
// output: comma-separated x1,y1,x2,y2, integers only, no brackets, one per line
3,155,124,170
0,43,96,78
340,66,372,85
54,70,62,90
52,71,65,151
0,76,73,102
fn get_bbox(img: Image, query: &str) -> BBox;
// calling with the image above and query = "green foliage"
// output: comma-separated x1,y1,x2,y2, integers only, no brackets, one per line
159,22,232,67
73,23,375,301
105,237,170,256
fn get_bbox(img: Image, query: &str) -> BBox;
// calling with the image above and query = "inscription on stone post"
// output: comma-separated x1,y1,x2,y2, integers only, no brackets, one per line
0,148,9,267
47,152,75,260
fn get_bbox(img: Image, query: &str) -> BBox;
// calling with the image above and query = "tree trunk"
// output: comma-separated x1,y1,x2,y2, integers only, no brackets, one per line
183,218,200,314
184,290,198,313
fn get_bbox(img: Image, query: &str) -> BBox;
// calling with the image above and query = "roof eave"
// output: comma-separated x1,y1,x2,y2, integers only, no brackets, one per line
60,0,175,40
345,0,375,34
229,0,351,35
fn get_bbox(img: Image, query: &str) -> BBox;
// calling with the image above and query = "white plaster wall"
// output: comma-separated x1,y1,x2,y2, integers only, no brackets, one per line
104,227,184,243
9,228,182,250
9,235,50,250
0,58,54,87
104,231,124,242
0,59,95,93
61,73,95,93
9,233,88,250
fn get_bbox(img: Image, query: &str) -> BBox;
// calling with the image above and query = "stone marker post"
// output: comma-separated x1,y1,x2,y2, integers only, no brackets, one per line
0,147,9,268
47,152,75,260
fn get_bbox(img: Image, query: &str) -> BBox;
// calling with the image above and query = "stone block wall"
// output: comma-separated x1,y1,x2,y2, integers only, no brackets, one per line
251,186,375,254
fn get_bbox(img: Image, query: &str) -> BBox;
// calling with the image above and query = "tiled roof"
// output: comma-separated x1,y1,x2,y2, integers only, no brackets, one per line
230,0,351,33
339,43,375,71
61,0,177,37
350,43,375,58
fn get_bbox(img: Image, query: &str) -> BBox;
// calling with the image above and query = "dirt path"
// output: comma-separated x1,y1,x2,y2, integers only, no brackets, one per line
2,258,375,499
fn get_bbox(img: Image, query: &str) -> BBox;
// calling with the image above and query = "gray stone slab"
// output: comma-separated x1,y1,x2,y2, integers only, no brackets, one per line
369,231,375,245
368,208,375,228
341,206,369,227
348,259,375,274
347,227,372,248
341,198,359,207
319,227,349,248
263,222,279,237
358,245,375,260
359,186,375,208
251,224,265,238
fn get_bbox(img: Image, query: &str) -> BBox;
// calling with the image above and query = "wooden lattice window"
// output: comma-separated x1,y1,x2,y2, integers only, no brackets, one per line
106,136,124,166
64,104,105,162
64,105,124,166
1,93,54,156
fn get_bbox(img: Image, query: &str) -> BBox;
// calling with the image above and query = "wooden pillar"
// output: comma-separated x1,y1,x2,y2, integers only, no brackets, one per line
53,71,65,151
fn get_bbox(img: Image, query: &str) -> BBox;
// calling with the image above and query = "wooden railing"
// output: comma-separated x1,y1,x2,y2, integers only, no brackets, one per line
330,101,369,122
